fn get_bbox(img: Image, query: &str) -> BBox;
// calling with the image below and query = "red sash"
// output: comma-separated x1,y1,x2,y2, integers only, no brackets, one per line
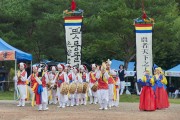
98,74,108,90
57,73,64,87
17,71,26,85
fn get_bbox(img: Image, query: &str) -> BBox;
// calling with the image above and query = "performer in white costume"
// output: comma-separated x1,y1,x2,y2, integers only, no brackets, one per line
48,66,57,104
112,70,120,107
39,65,49,110
97,63,110,110
89,64,98,104
73,68,82,106
65,64,76,107
56,64,68,108
79,65,89,105
106,59,115,108
14,62,27,107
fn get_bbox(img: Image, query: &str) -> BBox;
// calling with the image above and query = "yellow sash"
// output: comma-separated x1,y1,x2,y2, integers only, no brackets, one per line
101,73,108,84
25,80,29,101
90,72,96,81
31,93,35,107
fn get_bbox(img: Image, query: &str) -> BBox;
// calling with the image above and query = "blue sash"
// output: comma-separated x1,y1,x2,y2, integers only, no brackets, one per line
137,75,152,87
58,80,63,84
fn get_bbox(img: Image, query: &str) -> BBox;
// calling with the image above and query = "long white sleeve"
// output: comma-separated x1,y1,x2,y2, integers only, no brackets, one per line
86,73,90,82
44,72,49,83
104,71,110,80
75,74,82,83
64,72,69,83
13,76,18,82
96,70,101,79
27,74,32,82
116,77,120,86
71,72,76,83
78,74,83,83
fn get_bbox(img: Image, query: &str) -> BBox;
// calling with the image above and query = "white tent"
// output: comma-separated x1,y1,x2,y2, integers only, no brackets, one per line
165,64,180,77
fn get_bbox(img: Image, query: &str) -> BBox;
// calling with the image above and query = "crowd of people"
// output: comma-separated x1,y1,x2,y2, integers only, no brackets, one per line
14,59,170,111
14,59,125,111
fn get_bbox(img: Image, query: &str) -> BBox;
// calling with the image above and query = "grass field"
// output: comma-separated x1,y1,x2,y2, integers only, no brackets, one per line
0,91,179,104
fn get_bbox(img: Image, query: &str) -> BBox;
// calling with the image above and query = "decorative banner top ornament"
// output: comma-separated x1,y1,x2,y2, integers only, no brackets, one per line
133,11,155,25
63,0,84,17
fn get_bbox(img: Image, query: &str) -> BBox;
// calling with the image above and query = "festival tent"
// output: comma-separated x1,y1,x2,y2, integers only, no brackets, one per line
0,38,33,99
111,59,135,76
0,38,32,61
165,65,180,77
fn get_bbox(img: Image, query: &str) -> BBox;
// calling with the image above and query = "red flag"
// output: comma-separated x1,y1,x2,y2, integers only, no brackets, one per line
142,11,147,19
71,0,76,11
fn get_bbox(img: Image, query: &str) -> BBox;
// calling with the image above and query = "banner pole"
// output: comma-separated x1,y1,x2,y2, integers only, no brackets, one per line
14,59,17,100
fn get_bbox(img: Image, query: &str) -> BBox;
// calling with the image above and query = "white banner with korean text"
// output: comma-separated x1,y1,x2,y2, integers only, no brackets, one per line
135,24,153,80
64,16,83,68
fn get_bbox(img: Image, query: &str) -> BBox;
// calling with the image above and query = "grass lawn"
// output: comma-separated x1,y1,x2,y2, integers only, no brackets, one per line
0,91,179,104
0,91,14,100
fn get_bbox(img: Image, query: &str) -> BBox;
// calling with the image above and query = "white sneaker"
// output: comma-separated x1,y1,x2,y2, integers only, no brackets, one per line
62,106,65,108
99,107,103,110
49,101,53,104
57,106,62,108
70,105,74,107
38,108,42,111
17,104,21,107
104,107,108,110
43,107,48,111
66,104,70,107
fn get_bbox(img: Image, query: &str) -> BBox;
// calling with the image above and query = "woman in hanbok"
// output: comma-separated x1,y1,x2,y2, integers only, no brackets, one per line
154,67,169,109
138,69,156,111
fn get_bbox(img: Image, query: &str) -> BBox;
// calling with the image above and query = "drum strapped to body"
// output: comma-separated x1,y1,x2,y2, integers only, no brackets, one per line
60,82,69,95
77,83,83,93
69,83,77,94
82,82,89,94
91,82,98,92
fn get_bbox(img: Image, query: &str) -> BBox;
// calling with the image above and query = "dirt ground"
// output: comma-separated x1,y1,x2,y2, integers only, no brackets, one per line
0,100,180,120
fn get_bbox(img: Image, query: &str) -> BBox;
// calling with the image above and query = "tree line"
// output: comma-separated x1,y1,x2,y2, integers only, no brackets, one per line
0,0,180,70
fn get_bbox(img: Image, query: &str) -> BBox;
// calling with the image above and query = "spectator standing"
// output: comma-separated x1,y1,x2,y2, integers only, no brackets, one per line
118,65,126,95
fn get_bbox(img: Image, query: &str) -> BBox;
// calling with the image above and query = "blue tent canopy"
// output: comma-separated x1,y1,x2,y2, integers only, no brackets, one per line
166,65,180,71
111,59,135,71
111,59,135,76
0,38,32,61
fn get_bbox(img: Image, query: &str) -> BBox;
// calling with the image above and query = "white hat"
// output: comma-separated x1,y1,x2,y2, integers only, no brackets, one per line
111,70,117,76
79,65,84,70
57,64,65,69
51,66,56,71
106,59,112,65
92,64,96,68
33,65,38,70
18,62,26,68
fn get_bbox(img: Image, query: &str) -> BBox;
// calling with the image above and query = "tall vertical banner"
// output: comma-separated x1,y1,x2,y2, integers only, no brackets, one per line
64,16,83,68
135,24,153,80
